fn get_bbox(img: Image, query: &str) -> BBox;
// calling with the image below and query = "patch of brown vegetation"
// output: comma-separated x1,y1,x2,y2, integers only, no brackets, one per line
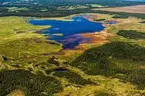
94,5,145,14
75,31,110,50
52,31,111,57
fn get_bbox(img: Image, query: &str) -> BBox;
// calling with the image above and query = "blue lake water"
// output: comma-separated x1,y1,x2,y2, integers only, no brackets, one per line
29,16,105,49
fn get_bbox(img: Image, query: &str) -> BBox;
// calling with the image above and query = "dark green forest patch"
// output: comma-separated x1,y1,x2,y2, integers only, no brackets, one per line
0,70,63,96
95,19,106,21
70,42,145,89
117,30,145,40
53,70,95,85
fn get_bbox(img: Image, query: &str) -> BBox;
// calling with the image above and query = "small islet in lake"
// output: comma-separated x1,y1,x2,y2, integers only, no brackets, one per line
29,16,105,49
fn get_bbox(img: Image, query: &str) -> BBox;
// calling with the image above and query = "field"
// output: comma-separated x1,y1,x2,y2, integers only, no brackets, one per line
94,5,145,14
0,12,145,96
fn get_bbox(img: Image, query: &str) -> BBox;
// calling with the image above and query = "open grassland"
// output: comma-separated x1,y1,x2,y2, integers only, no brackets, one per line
0,14,145,96
0,38,61,59
0,16,62,63
0,17,48,38
94,5,145,14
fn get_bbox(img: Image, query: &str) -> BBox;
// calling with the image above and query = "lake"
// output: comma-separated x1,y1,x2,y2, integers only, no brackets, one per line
29,16,105,49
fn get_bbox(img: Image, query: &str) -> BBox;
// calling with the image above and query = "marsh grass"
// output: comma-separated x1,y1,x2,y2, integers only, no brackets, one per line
0,38,61,59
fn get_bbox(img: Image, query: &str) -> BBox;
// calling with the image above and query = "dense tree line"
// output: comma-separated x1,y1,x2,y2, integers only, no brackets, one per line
0,6,145,19
117,30,145,40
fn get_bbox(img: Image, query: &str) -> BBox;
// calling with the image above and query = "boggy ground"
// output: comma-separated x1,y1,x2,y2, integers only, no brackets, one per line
0,13,145,96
